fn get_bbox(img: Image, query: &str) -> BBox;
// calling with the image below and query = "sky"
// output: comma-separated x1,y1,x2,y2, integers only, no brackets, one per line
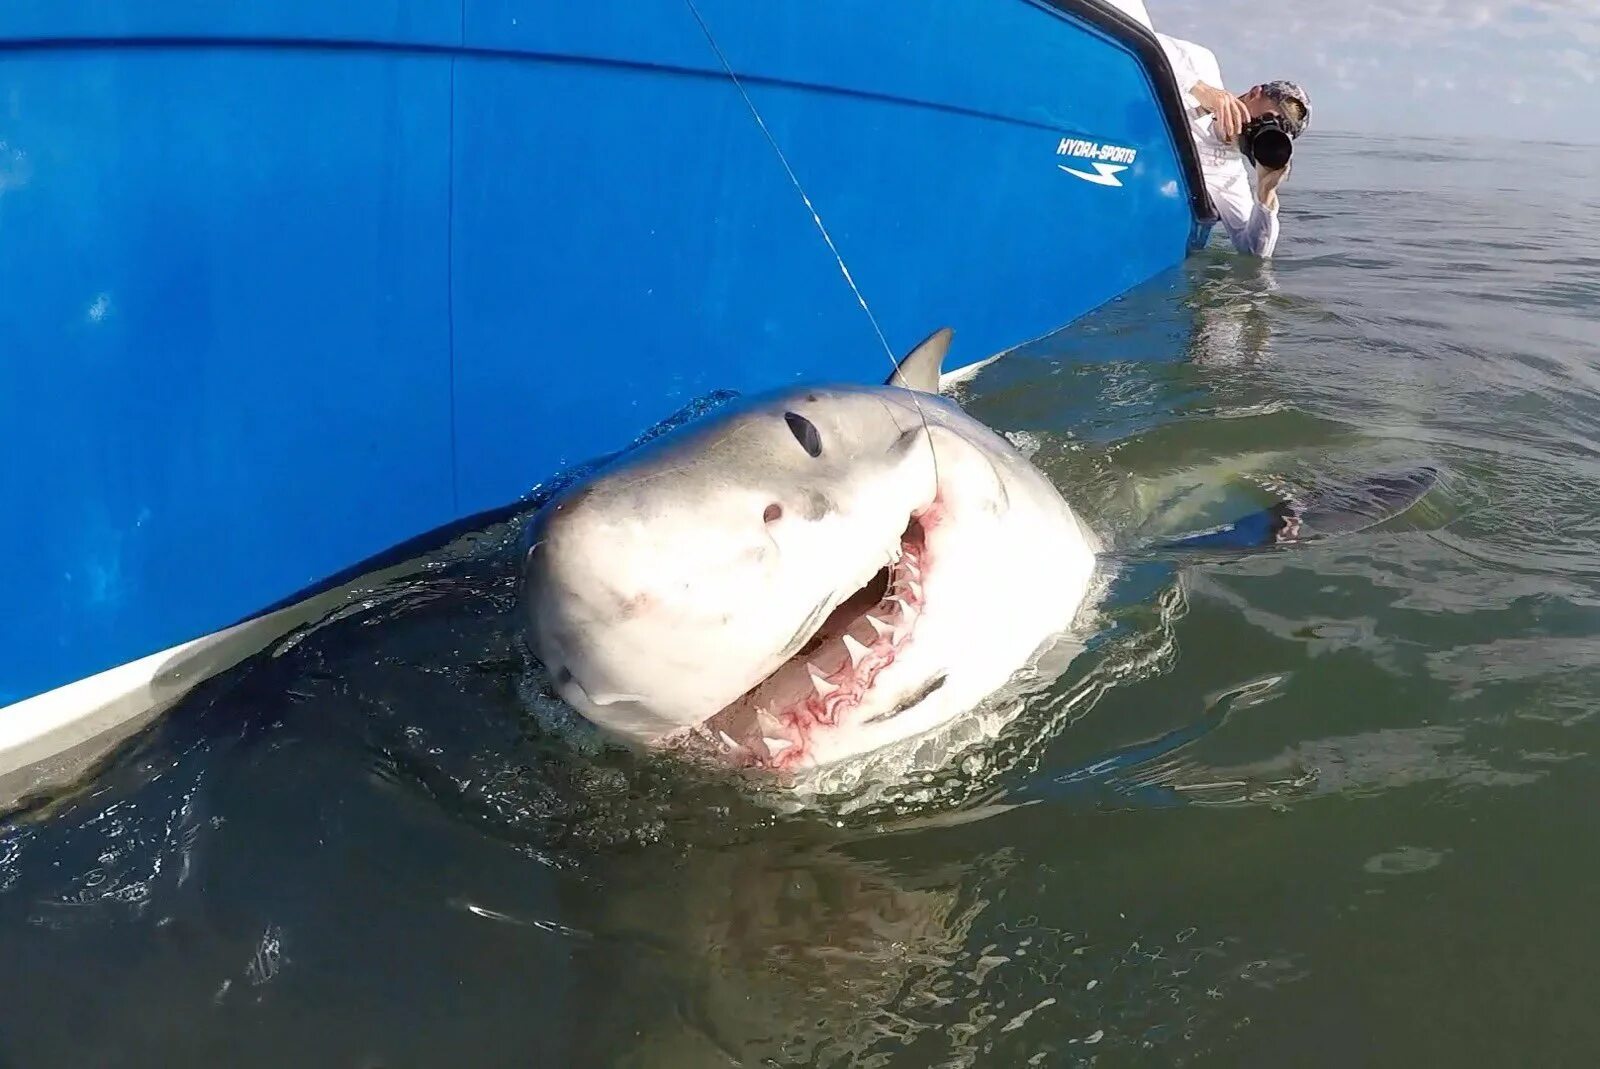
1151,0,1600,143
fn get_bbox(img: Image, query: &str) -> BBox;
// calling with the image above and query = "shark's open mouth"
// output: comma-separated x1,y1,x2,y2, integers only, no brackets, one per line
672,510,935,771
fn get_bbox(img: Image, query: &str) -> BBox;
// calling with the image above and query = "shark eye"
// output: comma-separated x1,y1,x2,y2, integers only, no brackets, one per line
784,412,822,457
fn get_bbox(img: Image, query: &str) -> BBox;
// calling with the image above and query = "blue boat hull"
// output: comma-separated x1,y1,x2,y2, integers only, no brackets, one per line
1,0,1208,712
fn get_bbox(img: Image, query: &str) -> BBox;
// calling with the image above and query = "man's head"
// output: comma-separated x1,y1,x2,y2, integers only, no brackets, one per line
1241,80,1311,138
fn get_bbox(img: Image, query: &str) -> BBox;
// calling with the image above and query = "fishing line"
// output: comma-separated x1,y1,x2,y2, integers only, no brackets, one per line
681,0,941,471
683,0,893,363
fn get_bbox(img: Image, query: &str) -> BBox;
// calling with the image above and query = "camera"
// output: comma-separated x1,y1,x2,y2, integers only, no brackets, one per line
1239,114,1293,170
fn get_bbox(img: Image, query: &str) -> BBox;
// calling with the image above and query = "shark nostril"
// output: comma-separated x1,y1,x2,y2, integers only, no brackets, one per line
764,503,783,524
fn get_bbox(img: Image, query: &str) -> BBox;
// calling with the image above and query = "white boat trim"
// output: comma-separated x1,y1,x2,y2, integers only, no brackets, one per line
0,556,428,811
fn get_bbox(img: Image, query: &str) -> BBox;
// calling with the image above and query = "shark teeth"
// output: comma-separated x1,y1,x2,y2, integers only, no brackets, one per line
807,664,839,697
865,615,893,639
903,579,923,601
718,731,739,751
842,633,870,667
764,737,794,756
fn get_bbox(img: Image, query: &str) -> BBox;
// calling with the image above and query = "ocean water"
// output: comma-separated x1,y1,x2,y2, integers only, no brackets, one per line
4,131,1600,1066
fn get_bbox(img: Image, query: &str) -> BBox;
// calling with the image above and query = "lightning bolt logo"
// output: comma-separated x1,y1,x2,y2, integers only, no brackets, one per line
1058,162,1129,187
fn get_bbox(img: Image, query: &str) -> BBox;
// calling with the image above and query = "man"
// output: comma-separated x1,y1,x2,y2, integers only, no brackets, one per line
1156,32,1310,258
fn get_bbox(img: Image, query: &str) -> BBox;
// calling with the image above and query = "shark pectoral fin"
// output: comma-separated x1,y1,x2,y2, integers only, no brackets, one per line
1158,465,1442,552
886,327,954,394
1288,465,1441,540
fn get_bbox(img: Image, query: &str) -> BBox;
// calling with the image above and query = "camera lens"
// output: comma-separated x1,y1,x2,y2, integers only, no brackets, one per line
1241,117,1293,169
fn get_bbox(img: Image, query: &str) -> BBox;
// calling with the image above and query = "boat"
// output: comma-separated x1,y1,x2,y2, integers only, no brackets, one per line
0,0,1214,803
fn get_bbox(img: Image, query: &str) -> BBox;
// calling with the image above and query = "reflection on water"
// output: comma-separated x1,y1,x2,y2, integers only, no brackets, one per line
7,133,1600,1065
1185,254,1280,368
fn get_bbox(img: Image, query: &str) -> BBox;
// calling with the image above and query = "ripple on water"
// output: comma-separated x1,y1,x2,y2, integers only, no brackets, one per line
7,134,1600,1066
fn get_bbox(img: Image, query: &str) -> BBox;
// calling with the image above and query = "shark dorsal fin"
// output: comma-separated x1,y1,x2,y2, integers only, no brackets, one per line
885,327,953,394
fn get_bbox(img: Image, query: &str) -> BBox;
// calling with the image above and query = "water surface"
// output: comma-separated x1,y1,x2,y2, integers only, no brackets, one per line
4,132,1600,1067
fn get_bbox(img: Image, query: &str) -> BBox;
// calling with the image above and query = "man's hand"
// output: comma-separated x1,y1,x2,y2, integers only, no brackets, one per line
1255,160,1290,209
1192,81,1250,142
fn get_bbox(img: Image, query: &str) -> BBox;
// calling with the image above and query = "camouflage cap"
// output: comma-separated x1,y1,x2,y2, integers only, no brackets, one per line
1259,80,1311,137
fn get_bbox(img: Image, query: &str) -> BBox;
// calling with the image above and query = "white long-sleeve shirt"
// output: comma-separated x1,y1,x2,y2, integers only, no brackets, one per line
1156,32,1280,257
